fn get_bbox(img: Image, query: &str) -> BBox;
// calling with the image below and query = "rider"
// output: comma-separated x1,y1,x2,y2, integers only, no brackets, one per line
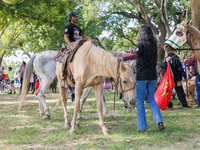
64,11,100,44
64,11,100,102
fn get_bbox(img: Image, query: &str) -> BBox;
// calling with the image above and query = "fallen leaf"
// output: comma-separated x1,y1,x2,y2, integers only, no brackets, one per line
178,139,182,142
126,140,131,142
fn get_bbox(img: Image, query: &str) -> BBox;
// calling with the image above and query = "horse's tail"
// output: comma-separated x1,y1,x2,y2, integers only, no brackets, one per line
18,54,37,111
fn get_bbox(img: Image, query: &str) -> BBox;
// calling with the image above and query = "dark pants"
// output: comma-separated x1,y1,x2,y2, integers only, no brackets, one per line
20,78,23,93
168,81,188,108
195,74,200,106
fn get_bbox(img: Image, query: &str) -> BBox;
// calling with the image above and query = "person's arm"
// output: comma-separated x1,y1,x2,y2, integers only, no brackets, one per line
82,34,100,44
64,34,71,45
117,53,138,61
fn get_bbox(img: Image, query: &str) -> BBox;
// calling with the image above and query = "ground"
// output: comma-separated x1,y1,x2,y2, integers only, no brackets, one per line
0,90,200,150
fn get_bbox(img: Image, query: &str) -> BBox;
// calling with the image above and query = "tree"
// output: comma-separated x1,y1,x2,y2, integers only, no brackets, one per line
191,0,200,30
80,0,190,68
0,0,78,66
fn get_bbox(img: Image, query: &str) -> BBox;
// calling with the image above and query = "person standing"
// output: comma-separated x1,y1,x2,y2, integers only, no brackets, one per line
20,61,26,93
6,67,16,94
160,44,192,109
118,25,164,132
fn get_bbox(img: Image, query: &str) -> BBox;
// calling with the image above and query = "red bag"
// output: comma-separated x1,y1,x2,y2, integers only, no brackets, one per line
155,62,175,110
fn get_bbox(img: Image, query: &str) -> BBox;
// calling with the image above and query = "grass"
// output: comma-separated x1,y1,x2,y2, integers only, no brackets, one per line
0,90,200,150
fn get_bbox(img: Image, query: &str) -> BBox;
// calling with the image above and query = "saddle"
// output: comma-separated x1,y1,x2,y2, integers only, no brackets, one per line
55,39,87,88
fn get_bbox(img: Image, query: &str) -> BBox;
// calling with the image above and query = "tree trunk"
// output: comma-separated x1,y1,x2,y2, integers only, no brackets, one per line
0,51,6,66
191,0,200,30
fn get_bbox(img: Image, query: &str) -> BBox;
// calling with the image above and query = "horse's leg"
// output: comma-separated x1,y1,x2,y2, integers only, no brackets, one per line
38,99,45,117
77,87,92,120
102,90,113,118
37,80,52,120
58,80,71,128
70,82,82,135
54,94,61,109
94,84,110,135
61,88,71,128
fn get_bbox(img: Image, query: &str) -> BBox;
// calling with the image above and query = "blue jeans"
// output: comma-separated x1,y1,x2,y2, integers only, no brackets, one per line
136,80,163,130
195,74,200,106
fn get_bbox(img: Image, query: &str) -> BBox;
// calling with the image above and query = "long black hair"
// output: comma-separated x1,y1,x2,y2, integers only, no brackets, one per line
138,25,157,67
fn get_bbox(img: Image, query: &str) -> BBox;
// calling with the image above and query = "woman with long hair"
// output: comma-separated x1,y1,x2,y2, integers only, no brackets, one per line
118,25,164,132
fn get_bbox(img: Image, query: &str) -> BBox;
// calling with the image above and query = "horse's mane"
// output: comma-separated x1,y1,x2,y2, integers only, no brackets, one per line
79,41,117,76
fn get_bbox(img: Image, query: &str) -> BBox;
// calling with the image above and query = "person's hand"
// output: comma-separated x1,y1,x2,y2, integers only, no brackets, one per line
94,40,100,45
117,57,124,61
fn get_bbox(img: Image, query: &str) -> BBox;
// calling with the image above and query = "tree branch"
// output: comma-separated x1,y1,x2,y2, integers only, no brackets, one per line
8,23,28,46
0,0,27,6
0,22,10,39
125,0,139,8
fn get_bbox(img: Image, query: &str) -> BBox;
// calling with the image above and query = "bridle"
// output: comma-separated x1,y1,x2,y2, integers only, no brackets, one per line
177,26,200,51
113,60,135,117
115,60,135,95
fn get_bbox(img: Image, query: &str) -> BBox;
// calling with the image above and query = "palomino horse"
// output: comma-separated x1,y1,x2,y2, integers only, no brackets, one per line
18,50,113,119
56,41,136,135
18,50,135,121
165,20,200,73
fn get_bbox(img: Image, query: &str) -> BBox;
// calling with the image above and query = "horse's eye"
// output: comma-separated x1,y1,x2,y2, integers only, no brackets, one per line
176,31,183,36
123,81,127,84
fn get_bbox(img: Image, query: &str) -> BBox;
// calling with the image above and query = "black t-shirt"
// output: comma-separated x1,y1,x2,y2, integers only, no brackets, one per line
135,43,157,80
64,23,84,42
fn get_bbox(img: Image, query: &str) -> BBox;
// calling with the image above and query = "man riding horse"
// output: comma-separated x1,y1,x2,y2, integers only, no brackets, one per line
63,11,100,102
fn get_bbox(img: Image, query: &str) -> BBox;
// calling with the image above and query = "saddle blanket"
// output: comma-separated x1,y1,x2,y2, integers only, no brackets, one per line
54,51,64,62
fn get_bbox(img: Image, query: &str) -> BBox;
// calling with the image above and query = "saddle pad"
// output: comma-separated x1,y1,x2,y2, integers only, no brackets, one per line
54,51,64,62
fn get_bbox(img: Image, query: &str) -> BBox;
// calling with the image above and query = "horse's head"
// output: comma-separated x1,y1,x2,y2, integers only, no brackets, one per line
118,61,136,108
164,19,191,50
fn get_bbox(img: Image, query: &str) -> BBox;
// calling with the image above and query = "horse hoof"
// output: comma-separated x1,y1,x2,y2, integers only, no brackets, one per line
77,116,84,120
65,122,71,128
103,131,110,135
107,113,114,118
43,115,50,120
70,129,77,135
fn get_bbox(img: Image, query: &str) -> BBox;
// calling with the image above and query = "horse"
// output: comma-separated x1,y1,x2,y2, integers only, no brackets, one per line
165,20,200,73
18,49,135,121
56,41,136,135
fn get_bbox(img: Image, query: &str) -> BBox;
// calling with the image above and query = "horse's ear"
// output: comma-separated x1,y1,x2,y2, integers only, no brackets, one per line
186,19,191,26
120,62,126,72
130,61,134,69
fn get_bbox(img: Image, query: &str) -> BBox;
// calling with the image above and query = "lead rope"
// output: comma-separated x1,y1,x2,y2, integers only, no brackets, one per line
113,60,121,121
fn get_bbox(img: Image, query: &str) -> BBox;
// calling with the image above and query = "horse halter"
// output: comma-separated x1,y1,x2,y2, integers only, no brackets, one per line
115,60,135,95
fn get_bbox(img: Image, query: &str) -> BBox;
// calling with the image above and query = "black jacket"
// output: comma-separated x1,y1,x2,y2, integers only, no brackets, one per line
160,53,186,81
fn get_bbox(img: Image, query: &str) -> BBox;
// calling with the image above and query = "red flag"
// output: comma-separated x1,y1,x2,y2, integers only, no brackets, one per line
155,62,175,110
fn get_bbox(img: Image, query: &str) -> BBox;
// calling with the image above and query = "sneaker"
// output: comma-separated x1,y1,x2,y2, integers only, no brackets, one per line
183,106,192,109
158,122,164,131
13,91,16,94
137,129,146,133
8,91,12,94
